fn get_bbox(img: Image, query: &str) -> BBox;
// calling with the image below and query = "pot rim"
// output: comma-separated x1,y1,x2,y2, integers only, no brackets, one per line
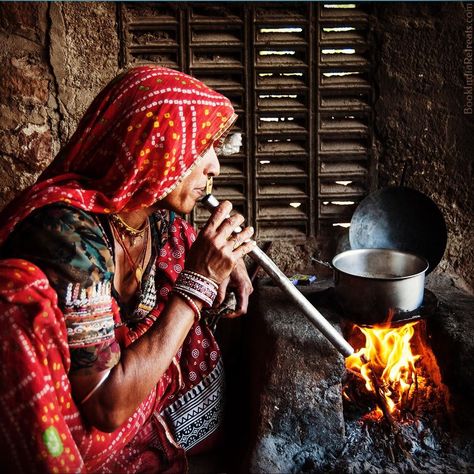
332,248,429,281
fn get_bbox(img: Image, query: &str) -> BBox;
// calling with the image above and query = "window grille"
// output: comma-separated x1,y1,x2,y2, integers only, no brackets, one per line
120,2,375,240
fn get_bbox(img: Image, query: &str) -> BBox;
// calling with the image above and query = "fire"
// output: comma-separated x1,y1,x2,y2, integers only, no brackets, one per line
345,321,423,418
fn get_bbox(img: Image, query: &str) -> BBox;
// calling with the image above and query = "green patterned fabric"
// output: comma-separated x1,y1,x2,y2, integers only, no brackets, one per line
3,204,120,374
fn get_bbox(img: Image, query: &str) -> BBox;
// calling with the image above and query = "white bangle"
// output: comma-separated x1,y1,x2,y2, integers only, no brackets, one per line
173,289,201,322
184,270,219,289
80,369,111,404
174,270,218,308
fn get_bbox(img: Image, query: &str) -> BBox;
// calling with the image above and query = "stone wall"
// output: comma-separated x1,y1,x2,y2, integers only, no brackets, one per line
0,2,472,290
244,283,346,473
0,3,52,207
0,1,119,208
373,3,474,291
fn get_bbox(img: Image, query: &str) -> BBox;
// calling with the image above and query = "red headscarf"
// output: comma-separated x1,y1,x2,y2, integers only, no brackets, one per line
0,65,236,244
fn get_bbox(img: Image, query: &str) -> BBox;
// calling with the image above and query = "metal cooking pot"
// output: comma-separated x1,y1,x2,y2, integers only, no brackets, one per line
314,249,429,325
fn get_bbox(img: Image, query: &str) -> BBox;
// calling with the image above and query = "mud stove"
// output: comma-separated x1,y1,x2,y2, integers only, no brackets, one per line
223,277,474,473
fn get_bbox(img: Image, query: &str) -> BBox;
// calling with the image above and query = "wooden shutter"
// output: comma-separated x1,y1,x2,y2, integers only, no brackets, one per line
317,3,375,235
186,4,249,227
120,2,375,240
253,3,313,239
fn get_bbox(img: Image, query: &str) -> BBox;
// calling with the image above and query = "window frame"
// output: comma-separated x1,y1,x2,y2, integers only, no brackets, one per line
119,1,376,241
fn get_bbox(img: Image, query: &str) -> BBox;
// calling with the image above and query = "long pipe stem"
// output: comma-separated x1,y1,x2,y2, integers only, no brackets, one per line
201,194,354,358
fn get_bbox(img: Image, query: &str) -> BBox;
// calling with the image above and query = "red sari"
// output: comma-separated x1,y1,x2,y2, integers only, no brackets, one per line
0,65,236,473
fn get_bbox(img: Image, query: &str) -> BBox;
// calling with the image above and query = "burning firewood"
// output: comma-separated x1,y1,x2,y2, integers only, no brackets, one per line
345,321,422,419
365,358,412,459
342,320,448,460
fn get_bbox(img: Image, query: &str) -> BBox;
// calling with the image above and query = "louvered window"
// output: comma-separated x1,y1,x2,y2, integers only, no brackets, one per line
120,2,375,240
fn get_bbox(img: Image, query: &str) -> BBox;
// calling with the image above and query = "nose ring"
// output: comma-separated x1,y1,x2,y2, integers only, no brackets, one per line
206,176,213,194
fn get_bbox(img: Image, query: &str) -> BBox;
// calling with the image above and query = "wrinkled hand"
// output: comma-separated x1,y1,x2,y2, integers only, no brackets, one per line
215,258,253,319
185,201,256,284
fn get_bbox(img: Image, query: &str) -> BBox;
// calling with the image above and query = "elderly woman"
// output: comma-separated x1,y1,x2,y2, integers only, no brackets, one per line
0,65,255,473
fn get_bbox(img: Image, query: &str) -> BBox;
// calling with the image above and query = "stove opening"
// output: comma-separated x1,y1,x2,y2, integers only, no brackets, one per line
344,320,447,421
342,318,455,463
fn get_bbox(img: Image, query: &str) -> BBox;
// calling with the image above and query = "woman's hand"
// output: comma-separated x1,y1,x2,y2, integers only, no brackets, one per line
215,259,253,318
185,201,256,283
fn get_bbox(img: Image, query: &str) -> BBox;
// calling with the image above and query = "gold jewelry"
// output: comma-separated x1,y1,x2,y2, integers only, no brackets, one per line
231,236,240,250
110,219,149,285
110,213,147,246
206,176,213,195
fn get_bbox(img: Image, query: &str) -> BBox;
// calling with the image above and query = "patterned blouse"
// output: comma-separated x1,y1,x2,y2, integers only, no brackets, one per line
2,203,169,375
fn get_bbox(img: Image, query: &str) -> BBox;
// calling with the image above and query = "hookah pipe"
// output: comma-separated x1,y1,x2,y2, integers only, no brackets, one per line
200,193,354,358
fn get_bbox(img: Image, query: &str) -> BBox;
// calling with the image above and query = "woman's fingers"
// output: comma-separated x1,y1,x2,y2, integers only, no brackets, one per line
187,201,255,283
228,225,254,250
214,276,230,307
221,259,253,319
201,201,246,242
233,239,257,258
203,201,233,232
217,213,245,238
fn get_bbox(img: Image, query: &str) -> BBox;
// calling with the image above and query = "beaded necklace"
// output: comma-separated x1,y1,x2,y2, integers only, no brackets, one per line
109,213,147,246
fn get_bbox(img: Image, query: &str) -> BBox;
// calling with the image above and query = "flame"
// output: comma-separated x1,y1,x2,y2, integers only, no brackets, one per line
345,321,422,418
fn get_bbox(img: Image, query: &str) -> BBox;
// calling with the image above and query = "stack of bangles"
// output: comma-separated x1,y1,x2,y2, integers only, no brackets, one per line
173,270,219,322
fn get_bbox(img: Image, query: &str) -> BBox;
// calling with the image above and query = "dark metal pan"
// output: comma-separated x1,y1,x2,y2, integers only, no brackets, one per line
349,187,447,274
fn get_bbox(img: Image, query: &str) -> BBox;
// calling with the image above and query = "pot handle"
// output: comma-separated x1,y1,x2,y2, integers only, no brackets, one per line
311,257,332,269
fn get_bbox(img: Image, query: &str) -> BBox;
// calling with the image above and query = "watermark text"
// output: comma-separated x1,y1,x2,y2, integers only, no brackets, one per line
464,3,473,115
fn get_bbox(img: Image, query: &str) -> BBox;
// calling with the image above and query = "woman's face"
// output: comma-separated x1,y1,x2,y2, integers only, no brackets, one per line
160,146,220,214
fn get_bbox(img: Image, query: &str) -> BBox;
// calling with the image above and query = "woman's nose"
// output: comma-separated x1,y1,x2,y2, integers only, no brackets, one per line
205,146,220,177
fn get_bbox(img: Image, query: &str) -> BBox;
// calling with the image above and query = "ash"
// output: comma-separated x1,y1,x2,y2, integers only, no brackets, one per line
319,392,474,474
321,418,474,474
